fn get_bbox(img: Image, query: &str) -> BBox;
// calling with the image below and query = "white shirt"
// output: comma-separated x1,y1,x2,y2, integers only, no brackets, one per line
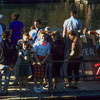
29,28,43,42
96,29,100,38
33,40,50,56
63,17,82,34
0,24,3,43
29,29,37,38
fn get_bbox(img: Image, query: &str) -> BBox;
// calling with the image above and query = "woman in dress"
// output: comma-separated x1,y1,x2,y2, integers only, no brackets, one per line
33,32,50,93
64,30,82,88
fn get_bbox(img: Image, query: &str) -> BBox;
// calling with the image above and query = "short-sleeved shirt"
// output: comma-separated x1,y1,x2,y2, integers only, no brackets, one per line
9,20,24,39
33,40,50,56
96,29,100,38
29,28,44,43
63,17,82,35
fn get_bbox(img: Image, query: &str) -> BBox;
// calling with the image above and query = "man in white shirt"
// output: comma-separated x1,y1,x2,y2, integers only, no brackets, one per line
63,10,82,37
29,19,44,43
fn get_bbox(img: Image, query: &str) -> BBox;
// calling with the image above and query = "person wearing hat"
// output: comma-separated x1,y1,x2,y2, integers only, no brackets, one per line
44,26,53,45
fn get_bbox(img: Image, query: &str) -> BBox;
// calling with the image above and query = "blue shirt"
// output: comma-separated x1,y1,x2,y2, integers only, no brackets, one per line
9,20,24,39
63,17,82,34
33,40,50,56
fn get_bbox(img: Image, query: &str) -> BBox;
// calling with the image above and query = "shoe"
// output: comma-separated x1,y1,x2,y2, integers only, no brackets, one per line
0,93,4,96
39,86,44,92
28,76,33,81
44,84,49,88
18,89,23,95
25,88,30,93
34,87,41,93
65,83,71,88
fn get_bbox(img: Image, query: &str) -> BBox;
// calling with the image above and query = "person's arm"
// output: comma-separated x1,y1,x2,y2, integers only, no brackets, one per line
0,25,3,37
33,43,39,62
63,27,67,37
41,43,50,64
63,20,68,37
22,27,25,33
64,40,76,62
34,52,41,65
41,54,49,64
79,21,82,30
9,29,12,38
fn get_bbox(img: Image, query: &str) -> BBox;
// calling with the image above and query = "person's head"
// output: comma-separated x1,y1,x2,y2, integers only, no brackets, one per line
51,31,61,41
34,19,42,29
2,31,10,40
40,32,46,42
0,14,3,22
22,32,29,42
68,30,78,40
83,28,88,34
22,42,28,50
12,12,19,20
70,10,77,17
45,26,51,34
30,25,35,31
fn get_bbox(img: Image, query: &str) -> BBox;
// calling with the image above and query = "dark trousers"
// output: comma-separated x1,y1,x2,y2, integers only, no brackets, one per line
67,57,82,82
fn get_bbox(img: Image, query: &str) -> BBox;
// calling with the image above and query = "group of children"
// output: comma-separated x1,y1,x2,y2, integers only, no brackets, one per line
16,23,57,93
14,27,51,93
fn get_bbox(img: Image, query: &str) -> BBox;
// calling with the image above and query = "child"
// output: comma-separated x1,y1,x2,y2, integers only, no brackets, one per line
33,33,50,93
14,32,33,85
18,42,31,93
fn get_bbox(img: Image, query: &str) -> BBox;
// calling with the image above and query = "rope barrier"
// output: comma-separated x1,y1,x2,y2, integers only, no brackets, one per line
46,59,100,63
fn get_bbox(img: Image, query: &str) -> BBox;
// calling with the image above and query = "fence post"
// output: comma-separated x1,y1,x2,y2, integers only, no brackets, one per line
48,59,53,96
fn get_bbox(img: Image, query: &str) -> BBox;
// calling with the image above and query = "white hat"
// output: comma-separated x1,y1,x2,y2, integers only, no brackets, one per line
0,14,3,19
45,26,51,32
96,29,100,34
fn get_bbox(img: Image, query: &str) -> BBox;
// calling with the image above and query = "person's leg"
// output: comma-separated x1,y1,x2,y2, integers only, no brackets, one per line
14,54,19,85
0,72,2,93
33,78,41,93
24,77,30,92
74,60,81,87
54,77,60,88
29,64,34,81
3,66,11,94
34,78,37,86
19,77,23,92
24,77,28,88
66,62,73,87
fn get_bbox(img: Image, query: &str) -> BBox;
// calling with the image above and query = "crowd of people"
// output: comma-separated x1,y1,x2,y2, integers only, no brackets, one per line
0,10,100,96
